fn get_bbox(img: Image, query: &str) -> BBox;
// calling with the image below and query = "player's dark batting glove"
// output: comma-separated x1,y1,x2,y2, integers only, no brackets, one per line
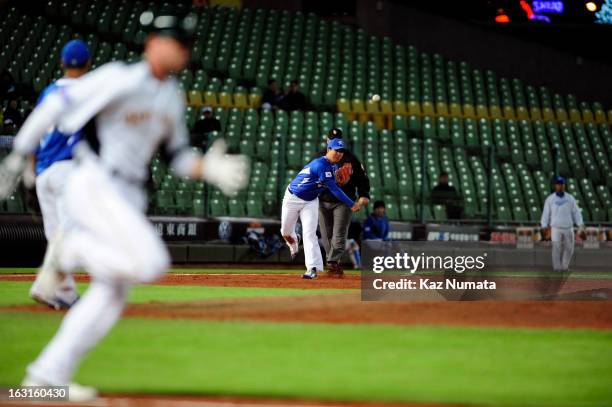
0,151,26,199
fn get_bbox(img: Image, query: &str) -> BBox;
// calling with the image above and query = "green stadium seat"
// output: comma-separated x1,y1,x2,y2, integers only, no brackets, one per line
229,198,246,217
175,190,193,215
155,190,175,215
3,4,610,223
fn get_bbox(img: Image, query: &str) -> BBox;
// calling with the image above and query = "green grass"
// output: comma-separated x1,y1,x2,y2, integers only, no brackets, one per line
0,281,353,307
0,313,610,407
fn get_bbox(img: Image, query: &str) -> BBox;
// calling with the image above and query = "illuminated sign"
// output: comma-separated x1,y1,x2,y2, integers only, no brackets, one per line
531,14,552,22
520,0,554,23
532,1,564,14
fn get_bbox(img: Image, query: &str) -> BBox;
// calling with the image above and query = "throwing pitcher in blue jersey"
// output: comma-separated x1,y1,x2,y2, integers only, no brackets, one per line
281,138,361,279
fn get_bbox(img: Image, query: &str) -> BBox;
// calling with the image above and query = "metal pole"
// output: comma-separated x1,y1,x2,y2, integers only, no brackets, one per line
419,138,426,224
487,145,494,228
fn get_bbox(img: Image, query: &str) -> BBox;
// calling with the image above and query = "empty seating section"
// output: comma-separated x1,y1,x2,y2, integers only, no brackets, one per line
1,2,611,222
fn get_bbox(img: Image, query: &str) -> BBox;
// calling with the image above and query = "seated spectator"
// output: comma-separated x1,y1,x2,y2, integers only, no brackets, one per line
431,172,462,219
3,98,23,127
280,79,307,111
0,70,16,100
192,106,221,149
261,79,283,109
363,201,390,241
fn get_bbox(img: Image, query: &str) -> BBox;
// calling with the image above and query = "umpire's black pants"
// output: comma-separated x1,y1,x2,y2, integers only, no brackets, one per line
318,200,353,264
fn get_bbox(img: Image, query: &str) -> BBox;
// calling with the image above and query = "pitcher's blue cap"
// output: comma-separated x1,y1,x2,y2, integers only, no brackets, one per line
554,176,565,185
327,138,347,152
61,40,91,68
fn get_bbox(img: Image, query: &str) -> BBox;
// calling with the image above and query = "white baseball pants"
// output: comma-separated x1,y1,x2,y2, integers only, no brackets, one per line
34,160,77,297
280,188,324,272
59,158,168,284
36,160,73,240
27,157,169,385
551,227,574,271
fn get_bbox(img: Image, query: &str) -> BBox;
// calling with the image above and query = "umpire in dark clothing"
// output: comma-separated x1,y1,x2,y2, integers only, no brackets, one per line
318,128,370,276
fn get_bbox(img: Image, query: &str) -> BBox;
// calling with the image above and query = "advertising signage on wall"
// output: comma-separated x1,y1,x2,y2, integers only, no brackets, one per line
531,1,564,14
425,225,481,242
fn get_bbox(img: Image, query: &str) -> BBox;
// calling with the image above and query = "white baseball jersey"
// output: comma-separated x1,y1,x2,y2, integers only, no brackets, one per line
14,61,195,185
19,61,186,388
540,192,584,229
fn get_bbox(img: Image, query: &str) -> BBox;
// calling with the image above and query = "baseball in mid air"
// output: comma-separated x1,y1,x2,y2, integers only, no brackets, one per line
371,94,381,102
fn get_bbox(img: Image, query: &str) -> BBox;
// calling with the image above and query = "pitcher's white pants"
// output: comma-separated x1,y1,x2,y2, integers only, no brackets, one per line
551,227,574,271
27,158,169,385
280,189,323,272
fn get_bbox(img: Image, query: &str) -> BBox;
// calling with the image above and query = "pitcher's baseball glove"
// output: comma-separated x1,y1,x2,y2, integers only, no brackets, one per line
335,163,353,186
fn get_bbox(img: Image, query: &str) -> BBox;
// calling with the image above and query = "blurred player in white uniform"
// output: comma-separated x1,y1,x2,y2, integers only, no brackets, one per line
0,10,249,401
29,39,92,309
281,138,360,279
345,238,361,269
540,176,584,272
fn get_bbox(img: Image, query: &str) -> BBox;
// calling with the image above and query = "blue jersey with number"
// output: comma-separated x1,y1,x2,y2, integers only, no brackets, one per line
35,78,83,175
288,156,354,207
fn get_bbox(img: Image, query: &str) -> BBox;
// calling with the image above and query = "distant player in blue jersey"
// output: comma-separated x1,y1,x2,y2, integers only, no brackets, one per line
281,138,361,279
29,39,91,309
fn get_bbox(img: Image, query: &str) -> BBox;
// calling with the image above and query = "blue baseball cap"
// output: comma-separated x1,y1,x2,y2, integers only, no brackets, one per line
61,40,91,68
554,176,565,185
327,138,347,152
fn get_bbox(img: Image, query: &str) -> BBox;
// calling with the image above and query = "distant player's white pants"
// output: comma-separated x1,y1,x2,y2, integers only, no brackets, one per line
36,160,73,240
551,227,574,271
27,158,169,385
34,160,76,297
280,189,324,272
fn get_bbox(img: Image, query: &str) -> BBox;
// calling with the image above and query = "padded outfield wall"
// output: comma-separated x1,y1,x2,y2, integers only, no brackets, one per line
2,215,612,268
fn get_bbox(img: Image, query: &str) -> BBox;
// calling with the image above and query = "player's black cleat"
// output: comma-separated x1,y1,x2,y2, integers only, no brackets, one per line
302,268,317,279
